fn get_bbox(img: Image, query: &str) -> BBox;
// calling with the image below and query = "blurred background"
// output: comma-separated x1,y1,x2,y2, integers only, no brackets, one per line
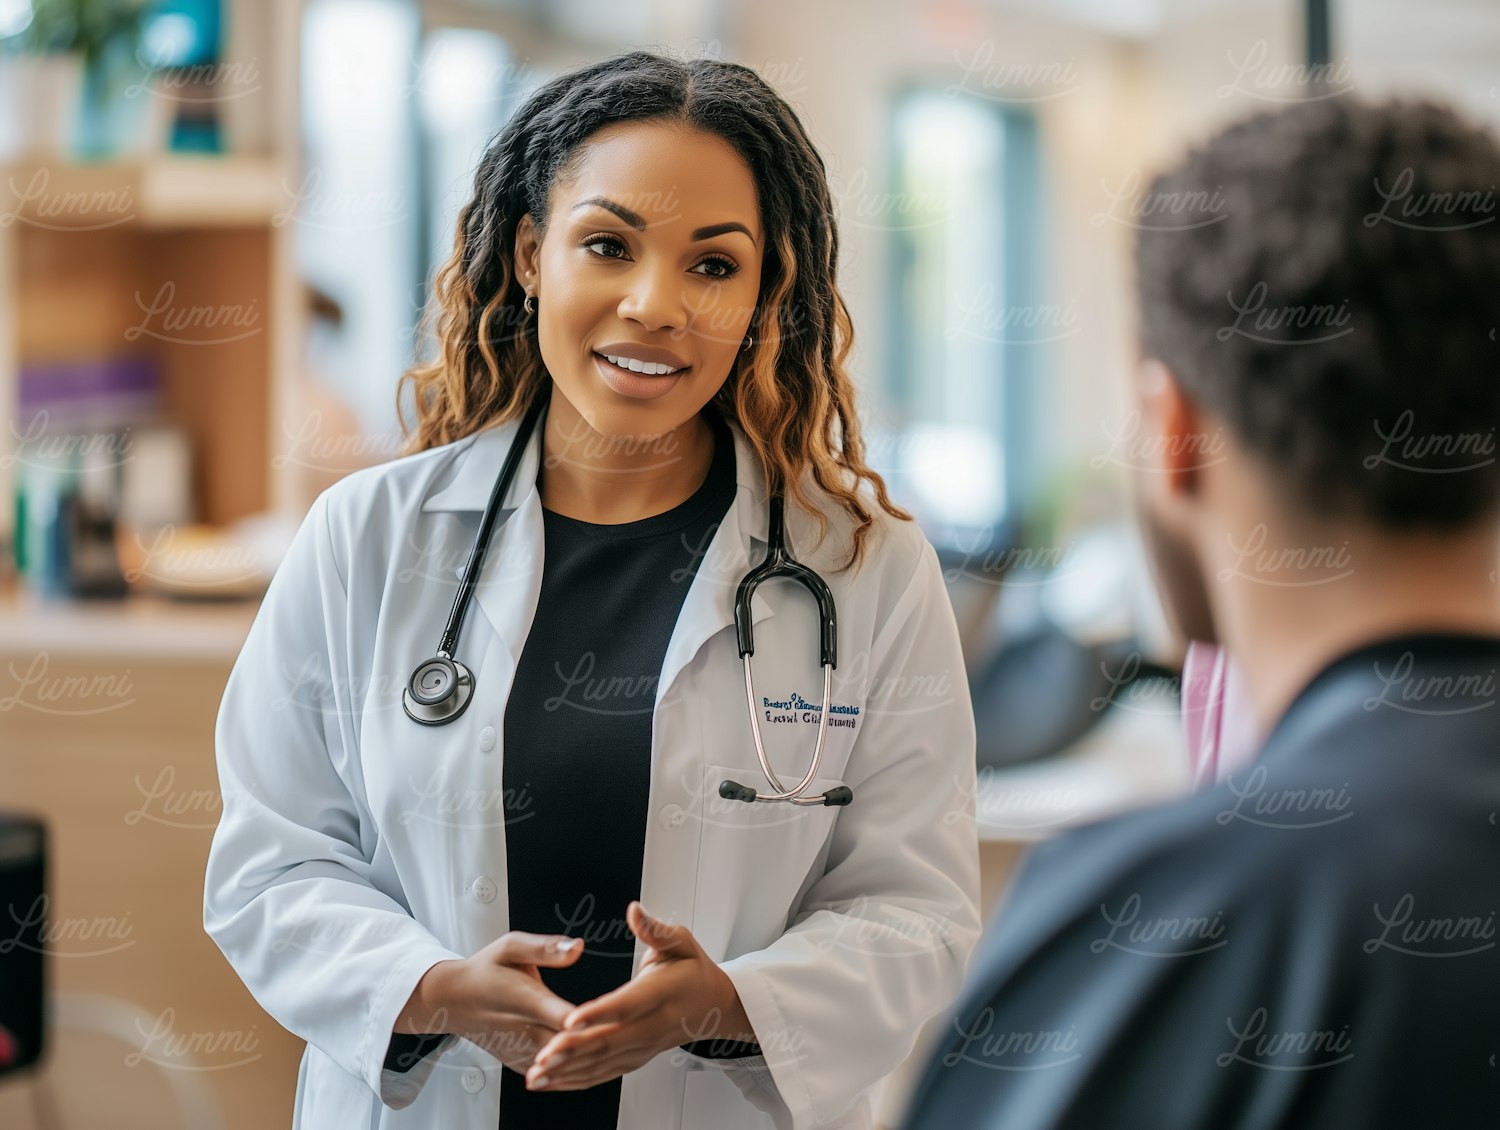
0,0,1495,1126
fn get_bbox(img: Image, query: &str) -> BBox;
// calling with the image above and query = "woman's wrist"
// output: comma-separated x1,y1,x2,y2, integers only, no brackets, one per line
675,967,760,1059
395,958,461,1035
704,966,758,1045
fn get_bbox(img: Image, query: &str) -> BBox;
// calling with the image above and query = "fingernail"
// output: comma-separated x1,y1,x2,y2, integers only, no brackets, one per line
531,1075,550,1089
565,1014,584,1030
551,937,580,953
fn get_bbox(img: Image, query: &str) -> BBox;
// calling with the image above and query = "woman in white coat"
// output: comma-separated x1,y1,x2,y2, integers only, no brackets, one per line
203,49,980,1129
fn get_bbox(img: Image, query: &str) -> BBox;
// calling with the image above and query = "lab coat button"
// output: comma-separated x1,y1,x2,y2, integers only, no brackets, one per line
660,803,686,828
461,1067,485,1093
471,876,497,903
479,726,496,753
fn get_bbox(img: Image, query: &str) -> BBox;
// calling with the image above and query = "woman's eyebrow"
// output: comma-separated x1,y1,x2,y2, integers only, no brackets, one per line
571,195,756,244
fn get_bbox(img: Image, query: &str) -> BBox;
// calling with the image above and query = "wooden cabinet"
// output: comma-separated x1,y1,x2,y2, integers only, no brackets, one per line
0,592,304,1129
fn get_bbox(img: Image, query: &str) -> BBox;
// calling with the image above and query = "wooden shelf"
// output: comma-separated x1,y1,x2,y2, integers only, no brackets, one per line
0,154,295,230
10,222,278,526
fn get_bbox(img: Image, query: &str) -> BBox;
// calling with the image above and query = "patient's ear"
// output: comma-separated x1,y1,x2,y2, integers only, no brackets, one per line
1136,357,1206,500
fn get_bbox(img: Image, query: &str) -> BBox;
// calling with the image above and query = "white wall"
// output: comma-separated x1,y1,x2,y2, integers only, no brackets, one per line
729,0,1306,507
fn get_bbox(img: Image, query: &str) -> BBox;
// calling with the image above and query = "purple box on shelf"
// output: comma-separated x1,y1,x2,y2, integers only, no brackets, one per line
17,355,162,437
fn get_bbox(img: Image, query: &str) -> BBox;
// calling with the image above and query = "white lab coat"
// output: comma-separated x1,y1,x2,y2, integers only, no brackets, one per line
203,408,981,1129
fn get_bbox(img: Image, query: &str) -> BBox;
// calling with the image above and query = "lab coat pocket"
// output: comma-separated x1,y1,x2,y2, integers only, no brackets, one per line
292,1044,372,1130
680,1060,875,1130
681,1065,782,1129
691,762,845,955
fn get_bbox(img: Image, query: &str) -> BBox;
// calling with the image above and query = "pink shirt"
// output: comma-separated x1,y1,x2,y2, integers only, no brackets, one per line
1180,641,1261,789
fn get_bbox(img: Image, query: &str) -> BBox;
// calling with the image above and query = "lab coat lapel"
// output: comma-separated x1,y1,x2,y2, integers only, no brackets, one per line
420,414,546,671
654,417,775,711
468,492,545,675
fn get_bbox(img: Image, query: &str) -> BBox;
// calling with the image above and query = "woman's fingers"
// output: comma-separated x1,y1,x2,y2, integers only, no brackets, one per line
534,1019,631,1071
491,931,584,968
495,975,576,1032
562,969,668,1031
466,946,578,1032
476,1020,552,1072
625,901,697,959
529,1047,652,1091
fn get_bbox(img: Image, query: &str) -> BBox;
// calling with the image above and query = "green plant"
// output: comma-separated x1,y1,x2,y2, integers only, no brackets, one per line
21,0,151,66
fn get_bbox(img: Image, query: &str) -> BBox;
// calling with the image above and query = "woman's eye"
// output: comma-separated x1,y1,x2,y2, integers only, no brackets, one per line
583,235,627,259
694,255,740,280
581,235,739,279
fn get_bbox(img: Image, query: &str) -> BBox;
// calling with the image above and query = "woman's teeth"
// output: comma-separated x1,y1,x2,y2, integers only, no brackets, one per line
601,353,681,376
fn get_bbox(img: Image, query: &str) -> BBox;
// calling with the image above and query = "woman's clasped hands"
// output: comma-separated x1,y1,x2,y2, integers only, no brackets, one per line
396,901,758,1089
526,901,759,1092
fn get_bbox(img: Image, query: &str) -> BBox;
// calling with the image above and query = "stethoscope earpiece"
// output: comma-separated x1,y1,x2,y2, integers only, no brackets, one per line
719,778,853,807
719,779,759,803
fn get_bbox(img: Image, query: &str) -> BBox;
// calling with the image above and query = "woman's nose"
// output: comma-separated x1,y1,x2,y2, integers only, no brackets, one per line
616,261,688,332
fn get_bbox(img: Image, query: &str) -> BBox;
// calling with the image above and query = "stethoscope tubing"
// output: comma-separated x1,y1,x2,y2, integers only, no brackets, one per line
437,395,549,660
738,660,838,804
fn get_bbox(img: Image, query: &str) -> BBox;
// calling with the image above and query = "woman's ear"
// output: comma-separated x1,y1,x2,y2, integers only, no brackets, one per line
513,213,541,289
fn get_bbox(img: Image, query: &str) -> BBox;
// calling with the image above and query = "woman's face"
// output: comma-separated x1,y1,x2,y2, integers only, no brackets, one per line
514,120,765,440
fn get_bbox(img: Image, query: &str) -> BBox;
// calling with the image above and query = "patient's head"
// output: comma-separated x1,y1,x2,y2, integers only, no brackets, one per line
1131,96,1500,646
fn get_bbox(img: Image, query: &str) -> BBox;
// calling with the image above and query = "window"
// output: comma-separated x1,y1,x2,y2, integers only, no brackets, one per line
880,88,1044,541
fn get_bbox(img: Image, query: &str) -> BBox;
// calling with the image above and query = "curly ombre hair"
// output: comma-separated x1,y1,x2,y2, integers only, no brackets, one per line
396,49,911,572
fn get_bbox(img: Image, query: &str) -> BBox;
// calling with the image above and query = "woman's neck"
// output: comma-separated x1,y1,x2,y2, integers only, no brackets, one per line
537,390,715,524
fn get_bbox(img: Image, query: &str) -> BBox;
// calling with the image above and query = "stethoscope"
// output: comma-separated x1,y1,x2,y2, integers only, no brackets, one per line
402,395,854,808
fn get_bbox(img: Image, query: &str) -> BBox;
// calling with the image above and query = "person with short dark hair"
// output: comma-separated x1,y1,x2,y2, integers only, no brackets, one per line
899,95,1500,1130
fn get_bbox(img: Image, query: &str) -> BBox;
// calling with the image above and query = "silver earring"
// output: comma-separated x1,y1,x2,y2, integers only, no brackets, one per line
741,333,753,352
524,293,536,316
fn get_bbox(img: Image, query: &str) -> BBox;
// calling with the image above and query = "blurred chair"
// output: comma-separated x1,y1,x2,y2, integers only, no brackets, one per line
939,524,1180,770
0,813,45,1081
0,814,224,1129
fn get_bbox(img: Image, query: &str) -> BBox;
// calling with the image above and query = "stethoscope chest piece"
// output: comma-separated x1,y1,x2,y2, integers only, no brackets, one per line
403,654,475,725
402,396,547,728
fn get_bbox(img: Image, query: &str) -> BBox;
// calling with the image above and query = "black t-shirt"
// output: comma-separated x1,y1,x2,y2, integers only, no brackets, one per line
385,407,753,1125
498,406,738,1127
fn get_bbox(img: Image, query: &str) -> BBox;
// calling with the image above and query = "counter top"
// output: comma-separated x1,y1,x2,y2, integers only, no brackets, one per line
975,699,1191,842
0,580,260,661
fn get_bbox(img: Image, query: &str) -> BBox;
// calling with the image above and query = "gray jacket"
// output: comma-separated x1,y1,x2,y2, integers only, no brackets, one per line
900,631,1500,1130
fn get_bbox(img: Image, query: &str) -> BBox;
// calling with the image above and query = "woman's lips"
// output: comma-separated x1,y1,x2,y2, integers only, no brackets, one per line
592,352,688,400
